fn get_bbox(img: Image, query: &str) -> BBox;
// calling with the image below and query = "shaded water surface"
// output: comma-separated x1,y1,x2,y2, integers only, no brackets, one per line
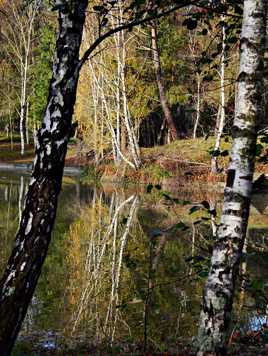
1,172,268,354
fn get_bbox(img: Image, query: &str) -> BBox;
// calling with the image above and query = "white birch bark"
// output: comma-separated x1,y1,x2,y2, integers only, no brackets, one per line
119,4,141,169
193,74,201,139
0,2,88,352
4,1,40,155
196,1,268,354
211,15,226,173
18,176,24,223
89,59,136,169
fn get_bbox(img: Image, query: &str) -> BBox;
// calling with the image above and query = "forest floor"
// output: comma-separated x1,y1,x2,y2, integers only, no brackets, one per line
1,135,268,185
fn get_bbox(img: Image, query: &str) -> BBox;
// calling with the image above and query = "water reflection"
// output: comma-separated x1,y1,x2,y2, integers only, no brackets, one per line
0,172,268,352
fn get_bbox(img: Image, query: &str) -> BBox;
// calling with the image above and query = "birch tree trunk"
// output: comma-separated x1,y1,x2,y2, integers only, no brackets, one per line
211,15,226,173
0,2,88,354
119,4,141,169
196,1,267,354
151,20,177,141
193,73,201,139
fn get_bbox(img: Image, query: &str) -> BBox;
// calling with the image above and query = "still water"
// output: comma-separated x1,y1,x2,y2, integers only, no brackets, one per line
1,171,268,354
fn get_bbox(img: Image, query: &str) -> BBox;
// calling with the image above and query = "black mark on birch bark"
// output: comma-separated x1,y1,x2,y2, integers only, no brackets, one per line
226,169,235,188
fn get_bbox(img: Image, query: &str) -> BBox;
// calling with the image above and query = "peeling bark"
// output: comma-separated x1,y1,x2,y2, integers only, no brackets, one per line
196,1,267,354
0,2,88,354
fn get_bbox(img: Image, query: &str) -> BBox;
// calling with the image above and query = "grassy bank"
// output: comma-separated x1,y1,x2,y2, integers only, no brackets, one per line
1,135,268,184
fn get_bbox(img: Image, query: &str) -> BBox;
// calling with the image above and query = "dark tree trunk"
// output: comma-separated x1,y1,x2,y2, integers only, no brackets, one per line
0,1,88,354
121,120,127,154
151,20,177,141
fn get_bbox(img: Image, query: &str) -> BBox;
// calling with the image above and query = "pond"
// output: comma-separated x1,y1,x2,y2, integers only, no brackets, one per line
1,171,268,354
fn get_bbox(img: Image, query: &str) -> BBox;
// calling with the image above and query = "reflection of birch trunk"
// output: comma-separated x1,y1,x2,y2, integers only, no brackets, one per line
211,16,226,173
5,183,13,248
189,222,196,276
18,176,24,223
197,1,267,353
144,233,167,351
72,194,136,333
111,196,138,341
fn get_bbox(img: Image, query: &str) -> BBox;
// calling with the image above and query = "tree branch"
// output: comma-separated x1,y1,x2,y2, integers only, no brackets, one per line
78,1,199,71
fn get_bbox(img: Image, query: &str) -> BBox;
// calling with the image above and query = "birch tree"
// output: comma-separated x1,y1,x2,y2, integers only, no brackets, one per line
0,1,89,353
211,13,226,173
0,1,222,354
2,0,40,155
196,0,267,354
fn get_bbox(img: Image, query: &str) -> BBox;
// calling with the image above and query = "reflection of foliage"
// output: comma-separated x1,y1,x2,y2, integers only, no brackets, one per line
0,181,21,270
2,176,268,352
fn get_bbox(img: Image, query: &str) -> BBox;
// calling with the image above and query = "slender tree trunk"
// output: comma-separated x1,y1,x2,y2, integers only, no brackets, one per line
120,19,141,169
0,2,88,354
151,20,177,141
18,176,24,223
18,1,38,156
121,122,127,154
26,101,29,145
193,73,201,139
115,25,121,163
196,1,267,354
19,103,26,156
211,15,226,173
8,88,13,150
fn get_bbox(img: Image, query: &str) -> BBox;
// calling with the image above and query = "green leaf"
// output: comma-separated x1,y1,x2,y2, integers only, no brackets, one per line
251,279,264,291
146,184,154,193
189,205,201,214
210,149,221,157
198,271,208,278
175,222,187,229
256,143,264,156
